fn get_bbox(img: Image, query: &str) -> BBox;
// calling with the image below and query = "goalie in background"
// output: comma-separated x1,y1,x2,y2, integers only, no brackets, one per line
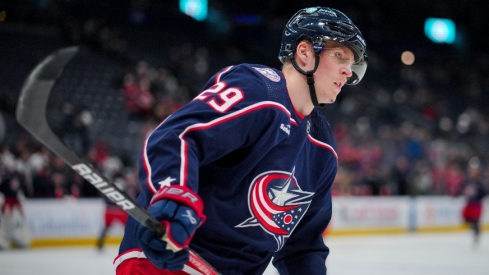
0,157,31,250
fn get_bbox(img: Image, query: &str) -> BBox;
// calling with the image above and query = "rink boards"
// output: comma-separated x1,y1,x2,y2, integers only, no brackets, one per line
328,196,489,236
19,197,489,247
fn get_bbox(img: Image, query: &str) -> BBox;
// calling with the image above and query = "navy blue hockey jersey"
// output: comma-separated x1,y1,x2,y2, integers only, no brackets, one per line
117,64,338,274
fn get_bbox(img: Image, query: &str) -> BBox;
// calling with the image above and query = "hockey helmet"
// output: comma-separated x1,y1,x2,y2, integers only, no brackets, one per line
279,7,368,85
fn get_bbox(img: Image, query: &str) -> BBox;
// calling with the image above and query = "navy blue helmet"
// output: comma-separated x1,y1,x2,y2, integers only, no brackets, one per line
279,7,368,85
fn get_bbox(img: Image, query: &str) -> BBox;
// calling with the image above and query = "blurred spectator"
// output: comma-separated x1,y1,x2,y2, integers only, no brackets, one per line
122,72,154,121
444,160,465,196
391,156,410,195
32,163,55,198
62,103,91,156
1,1,489,202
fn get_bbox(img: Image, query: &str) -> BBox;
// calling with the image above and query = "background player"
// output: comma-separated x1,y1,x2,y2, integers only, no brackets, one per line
0,156,31,250
115,6,367,274
461,160,487,247
97,170,140,250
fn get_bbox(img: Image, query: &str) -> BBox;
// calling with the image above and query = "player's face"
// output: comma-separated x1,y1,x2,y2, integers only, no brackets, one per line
314,41,354,104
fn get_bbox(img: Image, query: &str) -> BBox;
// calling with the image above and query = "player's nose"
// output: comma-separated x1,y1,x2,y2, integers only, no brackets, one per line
341,65,353,78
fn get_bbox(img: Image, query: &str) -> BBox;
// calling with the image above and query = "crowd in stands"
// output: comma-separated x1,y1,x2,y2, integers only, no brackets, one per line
2,53,488,201
0,136,140,200
1,3,489,203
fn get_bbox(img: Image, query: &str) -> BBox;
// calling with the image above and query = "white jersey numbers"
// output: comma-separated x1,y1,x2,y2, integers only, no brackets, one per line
194,82,244,113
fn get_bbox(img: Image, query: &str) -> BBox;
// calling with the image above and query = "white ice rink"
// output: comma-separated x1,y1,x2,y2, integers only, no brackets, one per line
0,232,488,275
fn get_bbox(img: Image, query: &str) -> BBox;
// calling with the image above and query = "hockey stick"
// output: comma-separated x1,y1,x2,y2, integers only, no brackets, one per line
16,47,220,275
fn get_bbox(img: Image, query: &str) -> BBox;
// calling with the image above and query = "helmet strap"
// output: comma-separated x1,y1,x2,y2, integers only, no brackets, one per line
290,54,325,108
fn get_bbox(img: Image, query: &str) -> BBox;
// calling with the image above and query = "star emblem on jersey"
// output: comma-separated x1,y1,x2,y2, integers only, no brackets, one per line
158,176,176,188
236,168,314,250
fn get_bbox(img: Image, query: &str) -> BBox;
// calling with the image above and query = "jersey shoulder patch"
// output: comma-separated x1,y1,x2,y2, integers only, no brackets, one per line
253,67,281,82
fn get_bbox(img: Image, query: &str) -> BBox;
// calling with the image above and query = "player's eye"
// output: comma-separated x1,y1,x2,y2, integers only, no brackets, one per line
327,51,353,65
334,52,352,64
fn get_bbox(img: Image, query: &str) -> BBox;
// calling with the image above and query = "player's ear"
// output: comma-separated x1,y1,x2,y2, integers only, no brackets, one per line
295,41,314,69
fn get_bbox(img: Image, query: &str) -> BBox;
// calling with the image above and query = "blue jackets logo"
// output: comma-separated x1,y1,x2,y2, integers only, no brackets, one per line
236,169,314,250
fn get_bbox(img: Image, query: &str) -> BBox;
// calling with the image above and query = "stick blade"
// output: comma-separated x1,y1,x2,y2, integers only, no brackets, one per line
16,46,79,128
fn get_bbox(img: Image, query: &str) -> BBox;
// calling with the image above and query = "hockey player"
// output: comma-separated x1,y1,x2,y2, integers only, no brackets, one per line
461,161,487,247
0,161,31,249
97,175,129,251
115,6,367,274
97,170,140,250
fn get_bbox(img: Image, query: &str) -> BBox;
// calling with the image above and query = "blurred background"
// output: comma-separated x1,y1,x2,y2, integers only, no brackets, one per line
0,0,488,265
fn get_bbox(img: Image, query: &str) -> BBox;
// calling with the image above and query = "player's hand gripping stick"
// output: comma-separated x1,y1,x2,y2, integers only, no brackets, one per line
137,185,206,271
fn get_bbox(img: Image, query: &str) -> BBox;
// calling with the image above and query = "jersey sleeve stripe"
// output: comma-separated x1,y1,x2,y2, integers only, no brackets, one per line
215,66,233,83
142,138,157,193
113,249,146,268
142,115,174,194
307,134,338,162
178,101,291,187
113,249,204,274
142,101,290,192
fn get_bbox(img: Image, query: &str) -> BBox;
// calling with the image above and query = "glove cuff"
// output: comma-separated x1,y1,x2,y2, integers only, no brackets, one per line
150,185,206,222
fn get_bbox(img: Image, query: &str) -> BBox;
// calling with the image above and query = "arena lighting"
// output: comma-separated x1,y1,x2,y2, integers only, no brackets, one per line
424,18,456,44
180,0,208,21
401,51,415,65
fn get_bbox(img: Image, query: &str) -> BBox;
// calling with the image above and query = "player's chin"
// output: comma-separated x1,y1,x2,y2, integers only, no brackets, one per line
319,94,337,104
324,88,340,103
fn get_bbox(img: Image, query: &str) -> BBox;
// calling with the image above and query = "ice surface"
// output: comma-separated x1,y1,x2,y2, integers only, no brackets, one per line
0,232,487,275
324,232,489,275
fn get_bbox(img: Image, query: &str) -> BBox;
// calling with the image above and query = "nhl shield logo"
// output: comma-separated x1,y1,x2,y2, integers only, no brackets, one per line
236,168,314,250
253,67,281,82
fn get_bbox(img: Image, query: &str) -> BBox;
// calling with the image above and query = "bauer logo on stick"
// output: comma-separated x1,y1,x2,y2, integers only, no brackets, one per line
72,163,136,211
